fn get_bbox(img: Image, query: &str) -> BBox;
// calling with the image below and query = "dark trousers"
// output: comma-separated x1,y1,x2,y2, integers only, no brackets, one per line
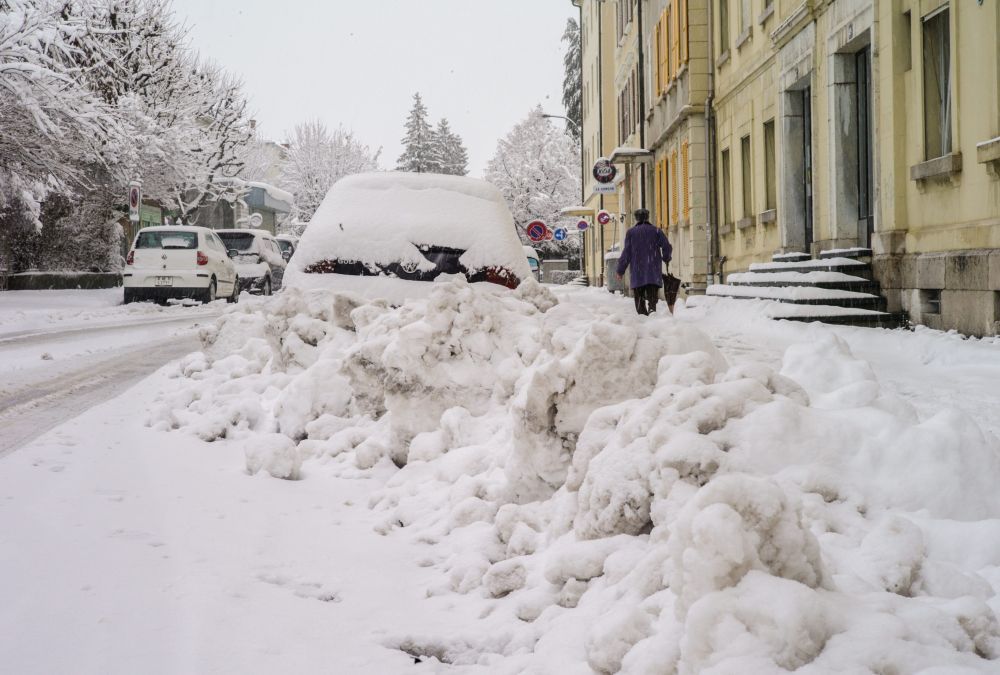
633,284,660,316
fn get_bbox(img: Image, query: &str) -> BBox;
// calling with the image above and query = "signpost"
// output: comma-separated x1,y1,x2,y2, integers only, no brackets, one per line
527,220,548,243
554,228,568,241
128,181,142,223
597,210,612,226
576,219,589,231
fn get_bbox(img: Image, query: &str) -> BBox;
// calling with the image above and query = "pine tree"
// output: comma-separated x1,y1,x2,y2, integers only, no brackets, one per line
562,18,583,144
396,93,435,173
431,119,469,176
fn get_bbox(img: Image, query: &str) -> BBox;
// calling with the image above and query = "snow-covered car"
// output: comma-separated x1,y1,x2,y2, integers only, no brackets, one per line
274,234,298,262
215,229,287,295
123,226,238,304
283,172,532,303
523,245,541,282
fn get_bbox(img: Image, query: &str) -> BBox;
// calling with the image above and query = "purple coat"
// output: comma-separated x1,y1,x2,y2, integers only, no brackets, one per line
616,222,672,289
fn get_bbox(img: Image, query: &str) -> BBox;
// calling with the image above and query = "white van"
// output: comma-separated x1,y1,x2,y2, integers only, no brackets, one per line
123,226,239,304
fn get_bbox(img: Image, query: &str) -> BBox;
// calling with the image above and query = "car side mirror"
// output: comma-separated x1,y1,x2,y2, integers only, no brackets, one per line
227,249,239,258
282,251,292,262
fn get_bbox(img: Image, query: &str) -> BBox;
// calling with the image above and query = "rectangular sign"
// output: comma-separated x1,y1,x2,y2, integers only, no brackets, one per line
128,182,141,223
592,184,617,194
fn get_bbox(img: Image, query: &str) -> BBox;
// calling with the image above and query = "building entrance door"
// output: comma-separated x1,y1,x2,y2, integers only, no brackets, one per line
856,46,874,248
802,87,813,251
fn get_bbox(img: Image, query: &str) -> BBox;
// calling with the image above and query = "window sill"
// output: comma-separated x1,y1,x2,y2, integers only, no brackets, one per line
736,27,752,50
717,50,731,68
758,4,775,26
759,209,777,224
977,136,1000,176
910,152,962,182
737,215,756,230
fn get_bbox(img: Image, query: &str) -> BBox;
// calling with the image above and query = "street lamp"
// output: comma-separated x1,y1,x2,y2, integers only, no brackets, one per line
541,113,580,135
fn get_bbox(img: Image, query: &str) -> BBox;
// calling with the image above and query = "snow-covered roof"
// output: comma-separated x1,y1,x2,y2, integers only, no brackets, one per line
135,225,215,233
214,228,276,239
609,147,654,164
246,181,294,206
288,172,531,279
522,245,539,261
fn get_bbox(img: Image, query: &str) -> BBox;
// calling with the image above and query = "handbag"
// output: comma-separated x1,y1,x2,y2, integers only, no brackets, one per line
662,273,681,306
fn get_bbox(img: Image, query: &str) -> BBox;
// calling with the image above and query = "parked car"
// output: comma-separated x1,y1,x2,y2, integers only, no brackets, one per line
523,245,541,282
215,229,287,295
274,234,298,262
123,226,238,304
283,172,532,303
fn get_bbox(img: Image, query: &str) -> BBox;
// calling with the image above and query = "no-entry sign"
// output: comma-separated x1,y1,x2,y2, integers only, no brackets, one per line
527,220,548,242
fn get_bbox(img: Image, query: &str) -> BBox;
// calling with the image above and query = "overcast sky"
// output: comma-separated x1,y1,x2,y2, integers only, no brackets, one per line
170,0,577,177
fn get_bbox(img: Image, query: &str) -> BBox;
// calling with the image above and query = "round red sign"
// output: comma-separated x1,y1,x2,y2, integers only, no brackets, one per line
593,158,617,185
597,210,612,225
527,220,548,243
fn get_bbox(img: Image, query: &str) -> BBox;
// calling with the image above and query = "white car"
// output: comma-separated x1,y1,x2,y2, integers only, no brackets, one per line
283,172,532,303
123,226,239,304
215,229,287,295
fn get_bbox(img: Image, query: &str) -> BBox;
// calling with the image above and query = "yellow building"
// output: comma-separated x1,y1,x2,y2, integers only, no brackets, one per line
875,0,1000,336
577,0,998,335
576,0,621,287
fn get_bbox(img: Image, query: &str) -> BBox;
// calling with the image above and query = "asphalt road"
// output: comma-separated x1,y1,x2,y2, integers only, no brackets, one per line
0,314,218,458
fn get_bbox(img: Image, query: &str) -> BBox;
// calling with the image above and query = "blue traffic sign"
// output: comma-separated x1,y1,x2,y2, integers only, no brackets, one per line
554,228,568,241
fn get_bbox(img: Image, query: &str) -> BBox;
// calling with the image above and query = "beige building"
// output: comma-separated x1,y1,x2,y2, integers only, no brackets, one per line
578,0,999,335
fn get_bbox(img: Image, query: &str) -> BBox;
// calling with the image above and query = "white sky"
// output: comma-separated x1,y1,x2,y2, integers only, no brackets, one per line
170,0,578,177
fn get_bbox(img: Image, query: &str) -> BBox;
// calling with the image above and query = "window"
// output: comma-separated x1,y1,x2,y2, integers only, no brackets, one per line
740,0,751,33
721,149,732,227
922,8,951,160
741,136,753,218
901,11,912,73
136,230,198,250
764,120,776,211
719,0,730,55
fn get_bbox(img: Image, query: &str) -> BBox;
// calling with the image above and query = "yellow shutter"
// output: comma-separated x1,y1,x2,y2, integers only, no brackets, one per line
670,149,679,224
671,0,680,78
655,18,663,95
680,0,688,64
681,141,690,220
654,160,661,223
661,159,669,227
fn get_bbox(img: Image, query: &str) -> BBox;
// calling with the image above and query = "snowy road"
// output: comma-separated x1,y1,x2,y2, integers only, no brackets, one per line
0,302,222,457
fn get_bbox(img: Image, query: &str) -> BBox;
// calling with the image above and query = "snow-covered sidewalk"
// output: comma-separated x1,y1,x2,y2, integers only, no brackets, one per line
2,282,1000,673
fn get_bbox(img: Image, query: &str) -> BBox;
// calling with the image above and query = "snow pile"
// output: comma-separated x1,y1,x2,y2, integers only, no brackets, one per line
151,280,1000,672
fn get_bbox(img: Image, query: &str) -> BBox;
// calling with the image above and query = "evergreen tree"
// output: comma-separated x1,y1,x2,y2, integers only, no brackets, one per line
396,93,435,173
562,18,583,144
432,118,469,176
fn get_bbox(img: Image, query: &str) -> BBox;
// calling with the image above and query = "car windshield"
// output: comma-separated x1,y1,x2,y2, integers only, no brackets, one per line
217,232,256,251
528,258,539,270
136,230,197,250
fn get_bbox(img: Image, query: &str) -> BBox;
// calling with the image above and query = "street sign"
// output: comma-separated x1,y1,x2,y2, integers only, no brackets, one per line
544,228,554,241
554,228,568,241
597,210,612,225
527,220,548,243
593,184,617,194
576,219,589,231
593,158,617,184
128,182,141,223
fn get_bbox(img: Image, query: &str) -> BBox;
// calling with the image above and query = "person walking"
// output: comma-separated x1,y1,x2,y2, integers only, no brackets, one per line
615,208,673,316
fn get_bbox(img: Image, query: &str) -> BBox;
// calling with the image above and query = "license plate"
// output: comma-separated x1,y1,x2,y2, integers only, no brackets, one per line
155,276,173,286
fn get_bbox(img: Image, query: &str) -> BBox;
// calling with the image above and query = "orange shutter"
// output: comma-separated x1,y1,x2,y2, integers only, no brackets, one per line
656,17,663,95
671,0,680,77
680,0,688,64
670,149,679,224
681,141,690,220
654,160,662,223
661,159,669,226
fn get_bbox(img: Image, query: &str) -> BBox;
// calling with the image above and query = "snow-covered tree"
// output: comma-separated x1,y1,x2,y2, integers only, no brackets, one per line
484,106,582,259
562,18,582,144
431,119,469,176
281,120,381,223
396,93,436,173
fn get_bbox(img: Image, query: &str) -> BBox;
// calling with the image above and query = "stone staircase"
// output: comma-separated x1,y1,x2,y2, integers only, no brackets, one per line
706,248,907,328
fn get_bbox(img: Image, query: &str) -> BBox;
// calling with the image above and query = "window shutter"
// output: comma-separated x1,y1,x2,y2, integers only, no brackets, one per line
655,20,662,95
660,12,669,86
671,0,680,77
670,150,679,224
680,0,689,64
681,141,690,220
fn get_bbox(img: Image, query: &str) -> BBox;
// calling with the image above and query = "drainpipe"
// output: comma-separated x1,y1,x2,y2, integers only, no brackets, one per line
598,0,606,287
637,0,647,206
705,0,717,287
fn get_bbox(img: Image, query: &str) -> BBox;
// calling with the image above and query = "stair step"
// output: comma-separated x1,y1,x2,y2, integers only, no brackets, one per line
772,251,811,263
818,247,873,260
781,312,907,329
749,257,873,280
707,284,884,310
726,271,878,293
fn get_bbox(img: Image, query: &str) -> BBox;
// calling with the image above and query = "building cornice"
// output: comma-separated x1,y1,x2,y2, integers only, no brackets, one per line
769,1,816,48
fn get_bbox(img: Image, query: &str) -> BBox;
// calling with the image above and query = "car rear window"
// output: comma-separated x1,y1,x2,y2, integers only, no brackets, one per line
136,231,198,250
217,232,256,251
